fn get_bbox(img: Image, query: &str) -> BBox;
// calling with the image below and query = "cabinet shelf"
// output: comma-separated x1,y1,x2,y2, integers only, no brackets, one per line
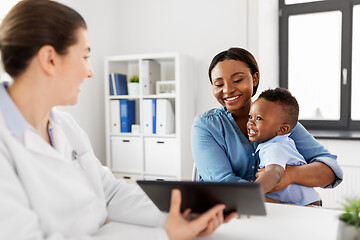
109,133,176,138
143,134,176,138
143,94,176,99
104,53,195,182
109,94,176,100
109,95,140,100
110,133,141,137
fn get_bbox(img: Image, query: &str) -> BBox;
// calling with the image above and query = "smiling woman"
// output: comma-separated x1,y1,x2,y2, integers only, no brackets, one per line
191,47,343,202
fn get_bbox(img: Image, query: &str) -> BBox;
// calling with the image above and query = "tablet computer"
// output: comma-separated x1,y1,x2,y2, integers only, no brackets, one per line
137,180,266,216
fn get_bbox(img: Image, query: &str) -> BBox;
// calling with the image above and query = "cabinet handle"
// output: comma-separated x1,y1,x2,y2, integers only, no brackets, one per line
156,178,165,181
122,139,130,143
123,176,131,179
157,141,165,144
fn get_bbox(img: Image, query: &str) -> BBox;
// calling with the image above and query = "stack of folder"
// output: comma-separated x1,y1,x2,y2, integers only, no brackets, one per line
141,60,160,95
109,73,128,95
110,100,136,133
143,99,174,135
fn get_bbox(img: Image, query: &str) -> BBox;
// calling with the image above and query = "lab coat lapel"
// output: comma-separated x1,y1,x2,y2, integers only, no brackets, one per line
23,124,73,163
50,121,73,162
23,129,64,162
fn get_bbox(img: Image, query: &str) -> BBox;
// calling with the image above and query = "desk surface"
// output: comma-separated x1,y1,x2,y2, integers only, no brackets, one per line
97,203,342,240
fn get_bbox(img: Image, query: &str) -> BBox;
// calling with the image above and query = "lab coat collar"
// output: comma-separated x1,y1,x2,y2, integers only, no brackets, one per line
0,83,73,163
0,83,32,141
23,129,62,161
23,111,73,163
48,114,73,162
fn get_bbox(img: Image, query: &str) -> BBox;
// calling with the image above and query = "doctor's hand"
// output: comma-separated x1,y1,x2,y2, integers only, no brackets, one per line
163,189,238,240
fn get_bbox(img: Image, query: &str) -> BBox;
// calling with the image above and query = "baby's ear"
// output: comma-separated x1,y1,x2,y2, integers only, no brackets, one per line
277,124,290,135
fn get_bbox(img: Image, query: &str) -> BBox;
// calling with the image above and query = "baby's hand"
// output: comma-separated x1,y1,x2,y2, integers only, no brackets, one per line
262,165,295,192
255,167,265,178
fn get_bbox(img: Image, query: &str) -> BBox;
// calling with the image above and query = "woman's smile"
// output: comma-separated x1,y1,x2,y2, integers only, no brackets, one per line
211,60,258,116
224,94,241,103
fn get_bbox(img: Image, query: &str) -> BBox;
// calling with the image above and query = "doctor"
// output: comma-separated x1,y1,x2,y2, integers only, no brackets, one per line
0,1,237,239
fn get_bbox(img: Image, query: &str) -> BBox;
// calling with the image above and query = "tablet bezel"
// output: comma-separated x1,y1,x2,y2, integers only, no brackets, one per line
137,180,266,216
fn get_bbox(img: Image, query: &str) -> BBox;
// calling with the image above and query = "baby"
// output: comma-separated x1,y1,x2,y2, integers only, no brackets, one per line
247,88,320,206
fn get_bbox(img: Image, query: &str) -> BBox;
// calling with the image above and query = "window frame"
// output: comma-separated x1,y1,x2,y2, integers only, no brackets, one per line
279,0,360,131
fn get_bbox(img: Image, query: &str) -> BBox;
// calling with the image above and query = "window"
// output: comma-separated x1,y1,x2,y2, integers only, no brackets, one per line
280,0,360,131
351,5,360,120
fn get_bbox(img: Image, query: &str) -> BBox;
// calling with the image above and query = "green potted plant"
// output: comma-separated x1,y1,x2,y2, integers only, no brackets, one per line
128,75,139,96
337,198,360,240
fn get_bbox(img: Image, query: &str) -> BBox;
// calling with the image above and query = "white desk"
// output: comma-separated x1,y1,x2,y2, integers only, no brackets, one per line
97,203,342,240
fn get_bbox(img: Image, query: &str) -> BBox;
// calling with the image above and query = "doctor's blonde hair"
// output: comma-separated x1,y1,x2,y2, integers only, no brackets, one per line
0,0,87,78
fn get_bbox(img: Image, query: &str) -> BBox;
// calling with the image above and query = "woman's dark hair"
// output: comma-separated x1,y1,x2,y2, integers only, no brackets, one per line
208,47,260,96
0,0,87,78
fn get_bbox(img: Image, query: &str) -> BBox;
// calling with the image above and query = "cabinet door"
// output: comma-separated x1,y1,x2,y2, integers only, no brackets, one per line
111,136,143,173
113,173,143,184
144,175,178,181
144,138,178,176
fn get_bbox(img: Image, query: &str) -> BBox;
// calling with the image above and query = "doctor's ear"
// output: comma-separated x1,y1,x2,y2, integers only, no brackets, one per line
37,45,58,76
277,124,290,135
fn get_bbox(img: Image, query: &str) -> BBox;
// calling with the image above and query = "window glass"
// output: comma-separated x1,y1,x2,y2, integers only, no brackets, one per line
288,11,342,120
351,5,360,120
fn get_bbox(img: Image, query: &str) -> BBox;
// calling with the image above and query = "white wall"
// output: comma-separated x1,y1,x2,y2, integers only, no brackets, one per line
0,0,279,163
248,0,279,97
56,0,279,163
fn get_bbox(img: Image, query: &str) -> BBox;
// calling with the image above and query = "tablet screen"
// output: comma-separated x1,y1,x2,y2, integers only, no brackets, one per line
137,180,266,216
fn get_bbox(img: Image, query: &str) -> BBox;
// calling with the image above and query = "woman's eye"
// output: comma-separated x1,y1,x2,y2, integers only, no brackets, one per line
213,82,224,87
234,78,243,83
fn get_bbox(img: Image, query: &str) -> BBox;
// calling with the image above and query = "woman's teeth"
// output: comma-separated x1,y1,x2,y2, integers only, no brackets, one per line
225,95,239,101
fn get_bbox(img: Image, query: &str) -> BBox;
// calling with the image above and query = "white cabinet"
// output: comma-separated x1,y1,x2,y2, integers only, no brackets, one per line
113,173,143,184
104,53,194,181
111,136,143,173
144,138,178,176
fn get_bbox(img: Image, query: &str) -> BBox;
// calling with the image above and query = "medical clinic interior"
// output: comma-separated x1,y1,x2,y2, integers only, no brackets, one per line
0,0,360,239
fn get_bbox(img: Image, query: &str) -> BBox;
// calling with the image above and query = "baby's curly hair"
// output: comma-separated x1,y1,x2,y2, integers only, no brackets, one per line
258,88,299,130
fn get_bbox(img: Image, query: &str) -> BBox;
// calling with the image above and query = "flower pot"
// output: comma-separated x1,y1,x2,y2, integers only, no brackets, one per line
337,220,360,240
128,82,139,96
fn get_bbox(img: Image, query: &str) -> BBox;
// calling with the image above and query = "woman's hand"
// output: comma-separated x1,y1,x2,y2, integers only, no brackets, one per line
256,165,296,193
163,189,239,240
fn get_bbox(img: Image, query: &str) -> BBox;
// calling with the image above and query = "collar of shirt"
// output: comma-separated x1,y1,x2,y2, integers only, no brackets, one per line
0,83,58,144
255,133,291,153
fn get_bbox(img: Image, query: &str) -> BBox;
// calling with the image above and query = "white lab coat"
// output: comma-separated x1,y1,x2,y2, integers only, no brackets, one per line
0,109,168,240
